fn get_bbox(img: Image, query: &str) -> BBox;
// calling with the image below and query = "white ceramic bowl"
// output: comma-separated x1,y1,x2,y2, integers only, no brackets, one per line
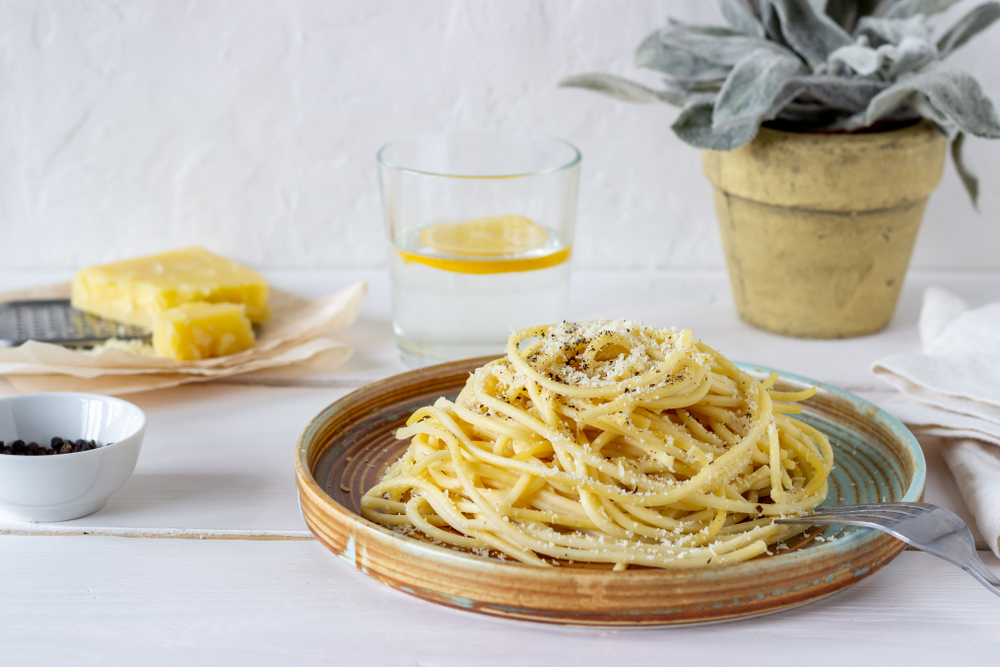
0,392,147,522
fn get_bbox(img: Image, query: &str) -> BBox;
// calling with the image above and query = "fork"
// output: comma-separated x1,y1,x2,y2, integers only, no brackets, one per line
774,502,1000,598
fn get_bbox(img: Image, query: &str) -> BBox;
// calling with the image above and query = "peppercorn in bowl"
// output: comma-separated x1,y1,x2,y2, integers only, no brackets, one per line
0,392,146,522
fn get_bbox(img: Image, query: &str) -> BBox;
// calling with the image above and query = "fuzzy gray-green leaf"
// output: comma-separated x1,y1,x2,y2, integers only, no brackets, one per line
951,132,981,209
826,44,883,77
558,74,686,106
658,29,792,66
635,31,731,80
768,0,853,66
855,15,929,46
672,99,760,150
713,48,806,128
886,38,938,78
865,63,1000,138
757,2,790,46
666,18,747,38
779,75,888,112
663,77,726,93
936,2,1000,57
884,0,963,19
827,36,936,78
719,0,767,38
911,93,960,137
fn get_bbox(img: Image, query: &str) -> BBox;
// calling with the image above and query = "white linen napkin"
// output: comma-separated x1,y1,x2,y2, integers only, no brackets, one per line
872,287,1000,558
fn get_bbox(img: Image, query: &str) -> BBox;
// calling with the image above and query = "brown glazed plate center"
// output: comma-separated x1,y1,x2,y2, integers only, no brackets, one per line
294,356,925,626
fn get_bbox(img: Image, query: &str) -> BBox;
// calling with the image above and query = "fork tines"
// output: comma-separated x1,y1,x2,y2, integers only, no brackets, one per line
798,504,933,523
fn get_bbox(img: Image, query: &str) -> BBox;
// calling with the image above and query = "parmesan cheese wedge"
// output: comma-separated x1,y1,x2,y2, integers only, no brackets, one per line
71,247,270,328
152,302,255,361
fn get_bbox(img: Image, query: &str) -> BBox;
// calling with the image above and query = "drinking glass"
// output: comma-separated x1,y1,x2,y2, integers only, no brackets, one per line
378,132,580,368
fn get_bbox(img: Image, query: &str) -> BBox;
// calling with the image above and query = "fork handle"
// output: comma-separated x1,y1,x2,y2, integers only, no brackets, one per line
776,517,1000,599
965,555,1000,592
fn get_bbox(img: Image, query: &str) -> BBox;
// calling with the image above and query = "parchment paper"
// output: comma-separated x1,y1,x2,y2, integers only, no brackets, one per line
0,282,367,395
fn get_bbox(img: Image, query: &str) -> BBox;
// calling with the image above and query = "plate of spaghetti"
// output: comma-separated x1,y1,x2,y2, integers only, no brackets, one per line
295,320,925,625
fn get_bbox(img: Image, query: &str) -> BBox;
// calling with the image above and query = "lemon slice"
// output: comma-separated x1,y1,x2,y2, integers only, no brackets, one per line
397,246,571,274
421,215,548,257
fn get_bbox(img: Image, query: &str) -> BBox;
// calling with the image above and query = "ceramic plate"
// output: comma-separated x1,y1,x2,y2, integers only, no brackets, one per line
295,357,925,626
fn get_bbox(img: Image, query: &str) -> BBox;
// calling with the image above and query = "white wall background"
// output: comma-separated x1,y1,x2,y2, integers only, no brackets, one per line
2,0,998,271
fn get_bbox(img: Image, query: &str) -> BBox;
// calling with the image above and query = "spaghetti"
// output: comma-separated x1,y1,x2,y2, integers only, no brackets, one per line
361,320,834,569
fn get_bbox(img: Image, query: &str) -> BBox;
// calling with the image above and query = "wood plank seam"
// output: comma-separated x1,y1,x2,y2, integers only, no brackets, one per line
0,526,316,541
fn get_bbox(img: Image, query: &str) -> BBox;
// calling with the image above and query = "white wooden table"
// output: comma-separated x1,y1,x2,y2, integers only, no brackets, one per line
2,269,998,665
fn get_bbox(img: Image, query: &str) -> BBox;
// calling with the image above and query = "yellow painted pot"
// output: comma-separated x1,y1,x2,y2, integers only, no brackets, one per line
702,121,946,338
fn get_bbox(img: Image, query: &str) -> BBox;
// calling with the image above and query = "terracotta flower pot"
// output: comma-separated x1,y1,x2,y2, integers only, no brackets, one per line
702,121,947,338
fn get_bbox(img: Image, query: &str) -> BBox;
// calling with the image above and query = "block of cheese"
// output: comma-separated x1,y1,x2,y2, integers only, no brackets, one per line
71,247,270,328
152,302,255,361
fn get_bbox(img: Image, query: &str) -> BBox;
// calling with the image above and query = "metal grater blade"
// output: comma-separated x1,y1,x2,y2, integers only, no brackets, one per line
0,299,151,347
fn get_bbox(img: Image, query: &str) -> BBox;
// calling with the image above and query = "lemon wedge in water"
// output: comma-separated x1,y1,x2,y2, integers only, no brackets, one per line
420,215,548,257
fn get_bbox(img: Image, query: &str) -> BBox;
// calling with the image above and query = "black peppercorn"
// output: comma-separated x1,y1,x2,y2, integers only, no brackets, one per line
0,437,103,456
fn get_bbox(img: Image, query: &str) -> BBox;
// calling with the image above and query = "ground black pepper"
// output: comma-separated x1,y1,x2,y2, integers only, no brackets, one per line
0,437,102,456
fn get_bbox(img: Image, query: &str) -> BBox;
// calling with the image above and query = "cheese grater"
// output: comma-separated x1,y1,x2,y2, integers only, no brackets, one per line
0,299,151,348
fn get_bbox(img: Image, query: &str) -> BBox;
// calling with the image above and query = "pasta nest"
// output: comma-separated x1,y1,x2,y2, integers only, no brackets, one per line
361,320,834,569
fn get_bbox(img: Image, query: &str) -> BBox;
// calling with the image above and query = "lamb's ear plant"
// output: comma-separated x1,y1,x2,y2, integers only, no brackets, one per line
562,0,1000,208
